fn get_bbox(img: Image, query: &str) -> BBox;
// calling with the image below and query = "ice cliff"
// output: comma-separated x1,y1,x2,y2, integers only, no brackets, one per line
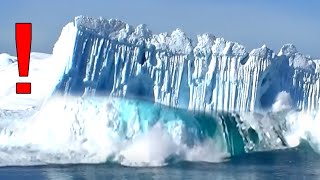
53,16,320,113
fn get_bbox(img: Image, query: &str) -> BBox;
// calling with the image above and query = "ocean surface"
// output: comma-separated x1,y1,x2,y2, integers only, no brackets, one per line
0,143,318,180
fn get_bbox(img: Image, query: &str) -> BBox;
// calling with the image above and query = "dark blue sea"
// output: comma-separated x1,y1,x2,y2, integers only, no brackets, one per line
0,144,319,180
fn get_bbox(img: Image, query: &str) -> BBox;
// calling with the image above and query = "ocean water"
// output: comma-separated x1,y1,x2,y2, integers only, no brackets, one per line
0,144,318,180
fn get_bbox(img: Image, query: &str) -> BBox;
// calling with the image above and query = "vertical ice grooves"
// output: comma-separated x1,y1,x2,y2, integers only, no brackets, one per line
54,16,320,113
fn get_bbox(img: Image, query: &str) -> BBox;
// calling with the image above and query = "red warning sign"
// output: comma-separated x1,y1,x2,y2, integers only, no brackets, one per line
15,23,32,94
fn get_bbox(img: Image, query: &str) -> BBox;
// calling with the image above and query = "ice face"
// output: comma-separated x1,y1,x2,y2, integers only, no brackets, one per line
53,16,320,113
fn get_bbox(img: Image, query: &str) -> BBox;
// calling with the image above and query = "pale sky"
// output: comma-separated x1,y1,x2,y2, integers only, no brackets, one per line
0,0,319,58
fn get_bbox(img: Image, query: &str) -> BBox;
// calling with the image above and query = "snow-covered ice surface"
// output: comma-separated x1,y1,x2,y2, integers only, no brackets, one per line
0,15,320,167
0,52,66,110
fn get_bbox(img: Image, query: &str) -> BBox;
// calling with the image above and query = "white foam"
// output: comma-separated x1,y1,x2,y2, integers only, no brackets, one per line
0,96,228,167
272,91,293,113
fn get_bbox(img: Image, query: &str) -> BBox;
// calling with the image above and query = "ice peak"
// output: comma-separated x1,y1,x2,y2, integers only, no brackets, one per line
211,38,224,54
134,24,151,38
211,38,247,58
278,44,298,57
194,34,215,56
291,53,316,72
151,28,193,54
196,34,215,48
250,45,274,59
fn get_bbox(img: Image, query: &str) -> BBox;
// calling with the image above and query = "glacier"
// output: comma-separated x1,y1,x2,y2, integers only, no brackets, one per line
0,15,320,167
54,16,320,113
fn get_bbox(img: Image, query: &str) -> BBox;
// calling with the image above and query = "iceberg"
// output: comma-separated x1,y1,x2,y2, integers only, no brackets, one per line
0,15,320,167
54,16,320,113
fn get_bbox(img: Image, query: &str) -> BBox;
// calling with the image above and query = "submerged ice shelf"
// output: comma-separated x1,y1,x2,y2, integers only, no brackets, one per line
54,16,320,113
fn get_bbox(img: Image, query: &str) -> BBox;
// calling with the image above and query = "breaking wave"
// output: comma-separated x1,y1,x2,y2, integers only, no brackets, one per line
0,96,229,167
0,97,266,167
1,94,319,167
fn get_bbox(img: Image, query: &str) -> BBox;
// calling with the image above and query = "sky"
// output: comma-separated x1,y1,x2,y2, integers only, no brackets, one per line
0,0,319,58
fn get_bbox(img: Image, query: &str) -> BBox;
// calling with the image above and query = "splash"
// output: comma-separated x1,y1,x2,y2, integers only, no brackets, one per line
0,92,319,167
0,96,232,167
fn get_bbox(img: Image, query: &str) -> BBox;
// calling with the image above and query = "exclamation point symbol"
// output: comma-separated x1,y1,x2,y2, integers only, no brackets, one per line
16,23,32,94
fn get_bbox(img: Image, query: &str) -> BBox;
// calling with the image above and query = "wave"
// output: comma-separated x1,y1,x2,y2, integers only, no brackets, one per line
3,94,317,167
0,96,229,167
